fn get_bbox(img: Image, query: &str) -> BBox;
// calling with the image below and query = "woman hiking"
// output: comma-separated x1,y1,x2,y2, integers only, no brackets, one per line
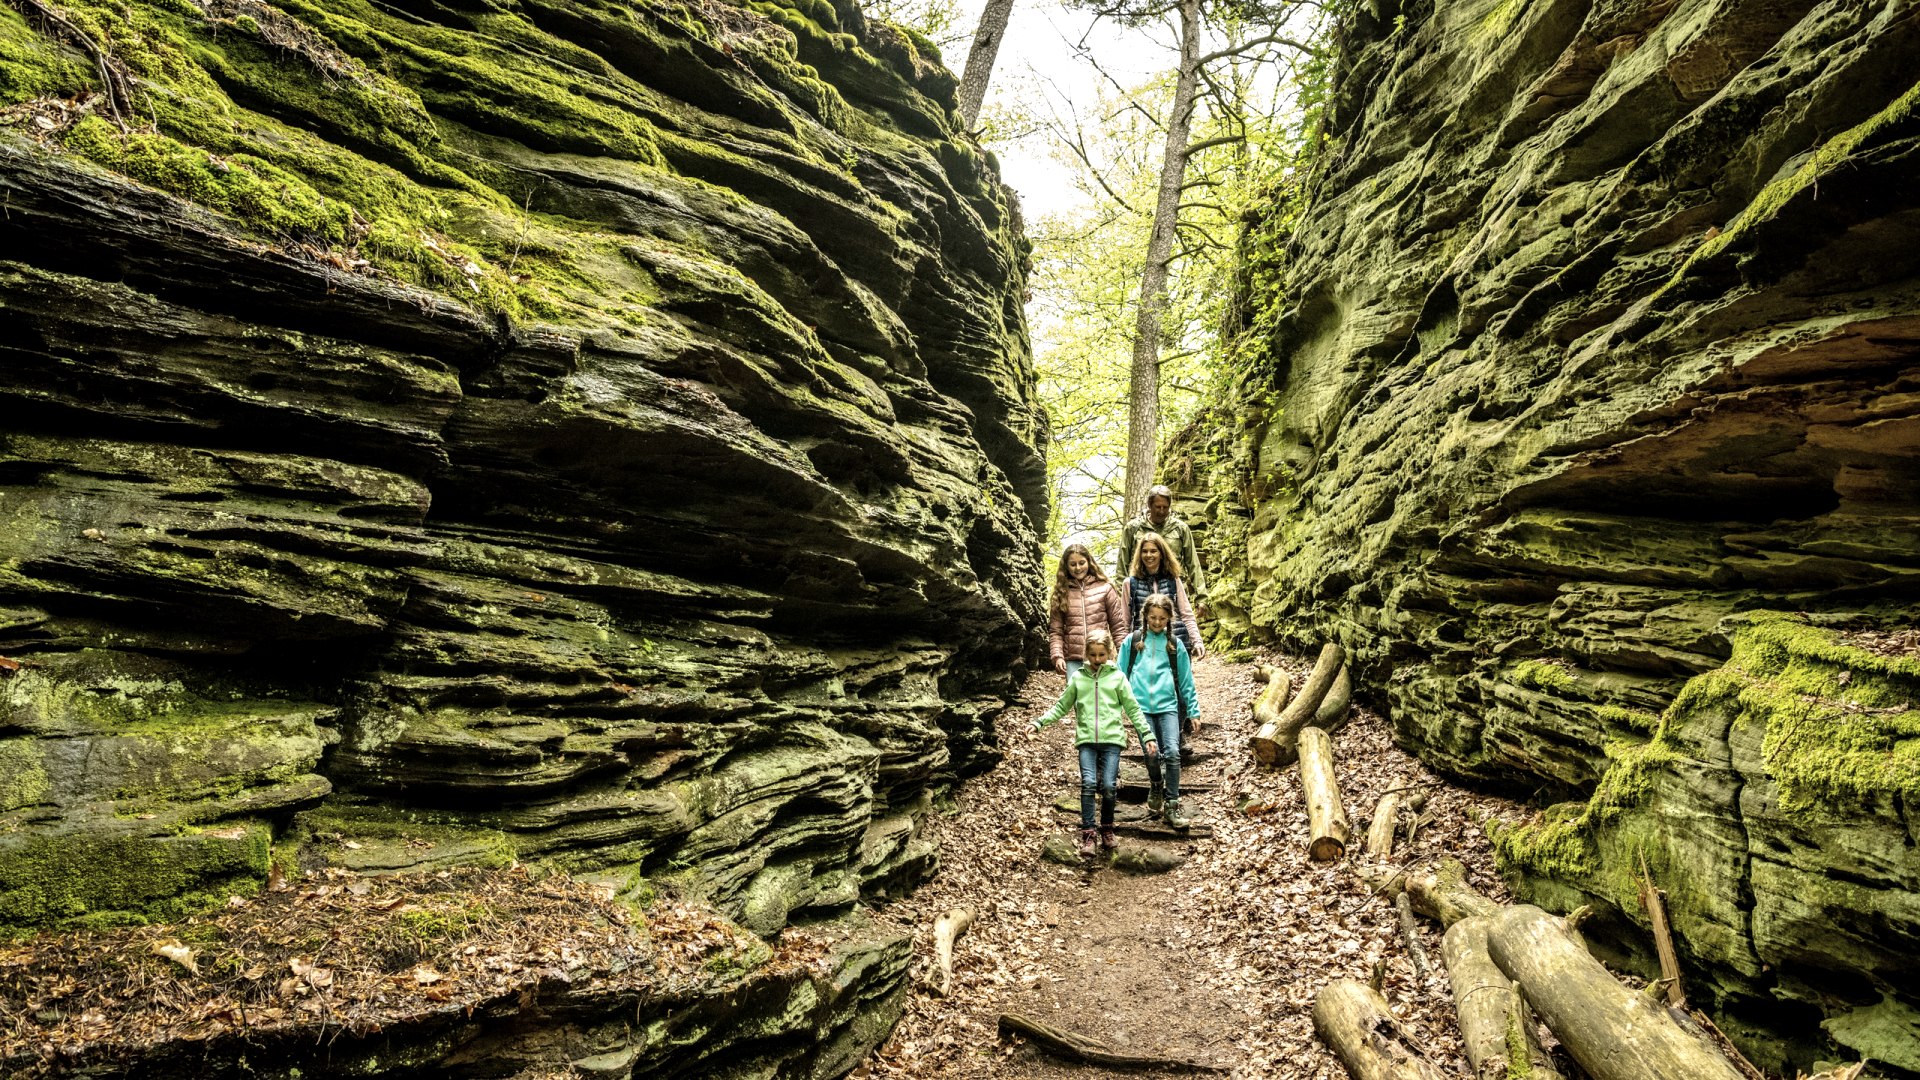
1123,533,1205,660
1033,630,1155,855
1048,542,1128,678
1118,594,1200,829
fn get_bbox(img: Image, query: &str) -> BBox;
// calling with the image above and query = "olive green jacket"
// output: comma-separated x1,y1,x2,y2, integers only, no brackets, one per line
1114,514,1207,602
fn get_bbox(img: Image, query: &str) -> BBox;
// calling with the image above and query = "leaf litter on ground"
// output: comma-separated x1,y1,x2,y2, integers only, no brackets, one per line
866,651,1533,1079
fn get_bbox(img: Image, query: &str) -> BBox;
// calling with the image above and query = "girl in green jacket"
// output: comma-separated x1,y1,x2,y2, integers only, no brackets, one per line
1035,630,1156,855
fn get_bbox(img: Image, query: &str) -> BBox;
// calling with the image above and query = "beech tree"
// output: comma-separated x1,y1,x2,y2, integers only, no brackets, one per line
956,0,1017,128
1069,0,1324,516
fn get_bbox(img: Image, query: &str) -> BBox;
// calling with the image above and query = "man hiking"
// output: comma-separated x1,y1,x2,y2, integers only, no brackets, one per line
1114,485,1207,616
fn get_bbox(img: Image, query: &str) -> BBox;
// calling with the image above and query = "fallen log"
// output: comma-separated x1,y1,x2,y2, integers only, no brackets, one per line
1391,860,1501,929
1395,892,1432,981
998,1012,1227,1072
1314,664,1352,729
1311,979,1449,1080
1487,906,1748,1080
1250,665,1290,731
1298,726,1350,862
930,906,972,996
1365,790,1405,863
1442,916,1562,1080
1252,643,1344,766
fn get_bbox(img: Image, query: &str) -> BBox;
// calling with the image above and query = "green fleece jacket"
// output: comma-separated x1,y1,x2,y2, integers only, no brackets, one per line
1034,663,1151,746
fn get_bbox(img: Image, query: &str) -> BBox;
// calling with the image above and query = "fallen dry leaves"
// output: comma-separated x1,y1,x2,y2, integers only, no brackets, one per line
0,865,816,1077
865,652,1533,1079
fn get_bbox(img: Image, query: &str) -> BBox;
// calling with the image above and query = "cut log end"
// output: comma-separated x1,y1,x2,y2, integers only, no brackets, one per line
1298,725,1351,863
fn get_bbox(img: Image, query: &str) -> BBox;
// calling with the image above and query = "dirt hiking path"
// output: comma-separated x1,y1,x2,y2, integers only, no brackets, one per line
865,653,1529,1079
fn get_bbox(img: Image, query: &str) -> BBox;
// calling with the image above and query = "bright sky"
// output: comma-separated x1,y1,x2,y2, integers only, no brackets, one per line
936,0,1176,220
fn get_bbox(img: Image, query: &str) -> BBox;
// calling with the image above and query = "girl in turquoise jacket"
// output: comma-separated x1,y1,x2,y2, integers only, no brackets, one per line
1035,629,1155,855
1118,593,1201,829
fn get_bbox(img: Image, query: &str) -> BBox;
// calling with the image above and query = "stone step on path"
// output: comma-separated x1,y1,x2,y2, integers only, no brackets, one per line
1122,748,1224,766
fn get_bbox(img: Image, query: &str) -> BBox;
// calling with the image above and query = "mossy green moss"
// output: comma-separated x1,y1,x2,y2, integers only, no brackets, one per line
0,8,91,99
1504,1009,1533,1079
1495,613,1920,897
0,822,270,930
1668,77,1920,288
0,738,50,813
1595,703,1660,734
1511,658,1574,692
0,0,672,318
1492,801,1598,879
1713,614,1920,811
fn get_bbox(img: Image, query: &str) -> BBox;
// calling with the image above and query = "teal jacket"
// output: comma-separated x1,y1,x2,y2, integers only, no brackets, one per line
1035,663,1150,746
1119,628,1201,718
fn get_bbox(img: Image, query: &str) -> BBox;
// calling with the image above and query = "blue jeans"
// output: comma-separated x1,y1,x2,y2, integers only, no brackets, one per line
1065,659,1084,680
1077,743,1121,828
1140,711,1181,800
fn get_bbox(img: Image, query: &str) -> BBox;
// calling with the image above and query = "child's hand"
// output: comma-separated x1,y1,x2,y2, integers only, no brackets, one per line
1145,741,1158,757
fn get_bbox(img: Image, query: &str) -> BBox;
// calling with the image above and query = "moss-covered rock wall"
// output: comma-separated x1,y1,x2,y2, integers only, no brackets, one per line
1206,0,1920,1069
0,0,1045,966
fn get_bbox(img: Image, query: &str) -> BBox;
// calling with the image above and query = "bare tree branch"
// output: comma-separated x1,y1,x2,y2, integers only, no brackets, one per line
1197,32,1326,67
1186,133,1246,156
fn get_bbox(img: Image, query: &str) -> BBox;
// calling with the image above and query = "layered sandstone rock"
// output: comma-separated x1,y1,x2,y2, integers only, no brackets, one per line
1199,0,1919,1069
0,0,1040,1067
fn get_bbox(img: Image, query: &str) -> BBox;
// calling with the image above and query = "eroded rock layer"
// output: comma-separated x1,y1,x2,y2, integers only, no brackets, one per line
1202,0,1920,1069
0,0,1045,986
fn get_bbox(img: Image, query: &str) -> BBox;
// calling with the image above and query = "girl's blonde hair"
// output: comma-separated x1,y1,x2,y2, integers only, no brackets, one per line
1084,629,1115,655
1049,543,1108,619
1128,532,1185,581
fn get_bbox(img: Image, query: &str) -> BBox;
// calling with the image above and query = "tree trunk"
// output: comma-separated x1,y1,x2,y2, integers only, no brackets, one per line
1442,916,1563,1080
1121,0,1201,516
954,0,1016,128
1312,980,1450,1080
1486,906,1748,1080
1252,643,1344,766
1314,664,1352,729
1297,726,1350,862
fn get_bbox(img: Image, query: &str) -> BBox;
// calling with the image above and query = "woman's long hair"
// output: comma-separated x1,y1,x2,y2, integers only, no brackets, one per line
1050,543,1107,618
1128,532,1185,581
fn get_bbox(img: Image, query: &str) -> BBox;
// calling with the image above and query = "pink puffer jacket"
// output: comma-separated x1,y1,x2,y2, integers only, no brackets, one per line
1049,578,1129,665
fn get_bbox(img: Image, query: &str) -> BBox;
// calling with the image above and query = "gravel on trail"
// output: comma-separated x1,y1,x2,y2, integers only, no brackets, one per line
866,652,1532,1079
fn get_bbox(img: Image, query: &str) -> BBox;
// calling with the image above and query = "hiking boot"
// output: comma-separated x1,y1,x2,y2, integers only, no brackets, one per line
1163,799,1191,830
1099,827,1117,851
1147,783,1165,815
1078,829,1098,858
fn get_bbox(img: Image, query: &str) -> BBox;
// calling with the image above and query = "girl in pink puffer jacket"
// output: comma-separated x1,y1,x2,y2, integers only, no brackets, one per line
1048,543,1129,678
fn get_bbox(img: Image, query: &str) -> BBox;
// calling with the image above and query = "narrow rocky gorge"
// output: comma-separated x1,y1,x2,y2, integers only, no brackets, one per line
1186,0,1920,1070
0,0,1044,1072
